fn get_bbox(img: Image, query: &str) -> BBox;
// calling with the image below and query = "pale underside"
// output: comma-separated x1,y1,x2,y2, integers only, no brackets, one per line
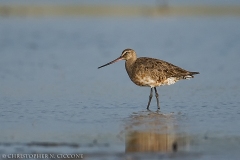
135,75,191,88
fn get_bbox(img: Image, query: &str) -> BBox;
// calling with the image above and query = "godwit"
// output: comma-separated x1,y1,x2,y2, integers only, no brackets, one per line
98,49,199,110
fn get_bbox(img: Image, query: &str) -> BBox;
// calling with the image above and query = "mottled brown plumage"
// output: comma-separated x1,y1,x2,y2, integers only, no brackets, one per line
98,48,199,110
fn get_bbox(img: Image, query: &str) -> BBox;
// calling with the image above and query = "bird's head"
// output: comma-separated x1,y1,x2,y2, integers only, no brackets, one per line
120,48,136,61
98,48,136,69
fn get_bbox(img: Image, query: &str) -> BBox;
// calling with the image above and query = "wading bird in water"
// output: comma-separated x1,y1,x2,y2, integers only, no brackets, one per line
98,49,199,110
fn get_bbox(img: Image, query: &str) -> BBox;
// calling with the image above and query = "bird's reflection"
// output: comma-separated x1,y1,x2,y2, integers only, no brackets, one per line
125,110,188,153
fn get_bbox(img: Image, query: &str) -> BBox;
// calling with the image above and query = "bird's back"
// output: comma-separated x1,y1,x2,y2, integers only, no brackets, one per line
129,57,199,87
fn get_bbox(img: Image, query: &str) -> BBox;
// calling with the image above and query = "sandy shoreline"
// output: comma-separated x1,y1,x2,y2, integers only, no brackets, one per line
0,5,240,17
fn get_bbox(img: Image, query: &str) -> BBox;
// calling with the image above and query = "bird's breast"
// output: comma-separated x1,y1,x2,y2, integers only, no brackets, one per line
131,75,178,87
130,75,158,87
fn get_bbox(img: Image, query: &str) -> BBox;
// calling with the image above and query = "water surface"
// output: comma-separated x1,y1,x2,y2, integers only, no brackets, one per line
0,16,240,159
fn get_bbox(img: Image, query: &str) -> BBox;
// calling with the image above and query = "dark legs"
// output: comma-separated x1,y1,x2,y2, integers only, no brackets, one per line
154,87,160,110
146,88,153,110
146,87,160,110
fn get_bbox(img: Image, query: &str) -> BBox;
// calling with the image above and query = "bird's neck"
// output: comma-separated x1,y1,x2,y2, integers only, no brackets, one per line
125,55,137,78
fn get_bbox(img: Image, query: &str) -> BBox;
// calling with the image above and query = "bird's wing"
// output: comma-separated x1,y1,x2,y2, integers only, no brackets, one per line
134,57,191,80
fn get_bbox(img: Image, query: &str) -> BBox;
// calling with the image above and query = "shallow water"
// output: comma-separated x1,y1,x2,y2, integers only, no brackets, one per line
0,16,240,159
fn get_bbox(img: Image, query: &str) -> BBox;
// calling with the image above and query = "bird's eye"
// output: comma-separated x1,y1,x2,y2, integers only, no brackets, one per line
122,52,128,56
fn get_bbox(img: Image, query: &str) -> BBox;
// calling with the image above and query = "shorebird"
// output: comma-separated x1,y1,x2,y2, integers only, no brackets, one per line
98,49,199,110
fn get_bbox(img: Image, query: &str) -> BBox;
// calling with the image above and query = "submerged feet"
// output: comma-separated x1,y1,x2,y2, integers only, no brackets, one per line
146,88,153,110
146,87,160,110
154,87,160,110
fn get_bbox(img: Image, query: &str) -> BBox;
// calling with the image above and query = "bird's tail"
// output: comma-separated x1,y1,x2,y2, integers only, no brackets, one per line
184,71,199,79
190,72,200,75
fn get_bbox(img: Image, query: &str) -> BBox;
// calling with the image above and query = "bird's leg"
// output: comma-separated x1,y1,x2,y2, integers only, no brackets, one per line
147,88,153,110
154,87,160,110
